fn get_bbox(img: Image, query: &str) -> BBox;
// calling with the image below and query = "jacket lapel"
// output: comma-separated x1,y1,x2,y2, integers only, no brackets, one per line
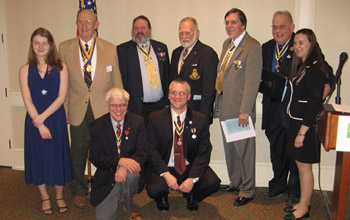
225,33,248,73
70,38,86,86
180,41,200,75
183,109,193,158
120,113,131,154
104,113,118,155
92,38,105,86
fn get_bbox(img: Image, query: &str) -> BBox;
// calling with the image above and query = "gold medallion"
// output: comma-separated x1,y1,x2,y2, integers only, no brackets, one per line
87,64,93,72
189,68,200,80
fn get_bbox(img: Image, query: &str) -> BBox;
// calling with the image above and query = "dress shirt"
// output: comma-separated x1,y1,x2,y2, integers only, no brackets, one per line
168,109,189,167
110,116,124,136
219,31,246,70
79,38,97,80
137,41,163,103
177,40,198,74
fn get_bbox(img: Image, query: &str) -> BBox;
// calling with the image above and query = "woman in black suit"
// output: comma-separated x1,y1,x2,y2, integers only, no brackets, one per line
284,29,329,220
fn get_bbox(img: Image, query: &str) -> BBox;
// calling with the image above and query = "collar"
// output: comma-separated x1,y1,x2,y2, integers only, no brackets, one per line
110,115,125,129
231,30,246,48
182,39,198,54
80,37,94,48
170,109,187,123
140,40,151,49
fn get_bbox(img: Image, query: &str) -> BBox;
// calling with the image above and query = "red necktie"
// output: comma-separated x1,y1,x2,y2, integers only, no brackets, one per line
180,48,189,71
174,116,186,175
116,123,122,157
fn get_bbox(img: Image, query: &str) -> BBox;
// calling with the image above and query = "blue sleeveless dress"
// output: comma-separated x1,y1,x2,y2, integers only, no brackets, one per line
24,63,73,186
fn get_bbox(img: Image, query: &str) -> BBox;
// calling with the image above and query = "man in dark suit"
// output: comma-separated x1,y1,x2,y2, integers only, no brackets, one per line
146,78,221,212
117,15,170,125
170,17,218,123
89,88,147,220
59,9,123,208
214,8,262,207
260,10,333,206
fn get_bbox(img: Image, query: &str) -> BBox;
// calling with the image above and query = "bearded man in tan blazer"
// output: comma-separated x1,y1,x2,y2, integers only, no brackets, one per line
59,9,123,208
214,8,262,207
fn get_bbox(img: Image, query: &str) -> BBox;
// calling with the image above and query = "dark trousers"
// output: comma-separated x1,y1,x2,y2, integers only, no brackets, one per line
265,100,300,196
69,102,95,196
145,166,221,203
141,97,165,126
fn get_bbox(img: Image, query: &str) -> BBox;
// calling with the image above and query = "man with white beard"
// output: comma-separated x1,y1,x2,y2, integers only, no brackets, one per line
117,15,170,126
170,17,218,124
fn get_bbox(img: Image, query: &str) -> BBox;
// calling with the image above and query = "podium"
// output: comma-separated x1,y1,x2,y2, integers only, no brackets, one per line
318,105,350,220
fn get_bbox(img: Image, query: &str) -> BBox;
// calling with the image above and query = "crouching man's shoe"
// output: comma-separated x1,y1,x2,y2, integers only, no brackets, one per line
156,197,169,212
186,194,198,211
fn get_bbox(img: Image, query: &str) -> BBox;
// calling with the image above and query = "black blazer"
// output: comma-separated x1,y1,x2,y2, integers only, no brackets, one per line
170,41,218,123
117,40,170,114
287,63,327,126
89,112,147,206
147,107,212,179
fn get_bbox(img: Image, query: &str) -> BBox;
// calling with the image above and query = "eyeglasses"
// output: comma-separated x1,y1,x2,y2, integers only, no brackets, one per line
109,103,127,108
77,20,96,26
179,31,193,37
133,26,148,31
170,91,187,97
224,20,241,26
271,25,289,31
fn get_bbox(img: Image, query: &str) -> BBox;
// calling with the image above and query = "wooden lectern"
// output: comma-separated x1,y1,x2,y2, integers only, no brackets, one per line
318,104,350,220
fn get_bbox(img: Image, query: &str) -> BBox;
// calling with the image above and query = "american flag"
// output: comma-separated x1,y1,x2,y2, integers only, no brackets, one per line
77,0,98,36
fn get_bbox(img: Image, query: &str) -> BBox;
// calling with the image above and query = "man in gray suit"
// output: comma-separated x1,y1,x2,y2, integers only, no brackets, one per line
214,8,262,206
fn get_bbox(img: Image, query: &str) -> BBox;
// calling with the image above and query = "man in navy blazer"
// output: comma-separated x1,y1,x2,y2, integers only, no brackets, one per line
117,15,170,125
89,88,147,220
145,78,221,212
170,17,218,123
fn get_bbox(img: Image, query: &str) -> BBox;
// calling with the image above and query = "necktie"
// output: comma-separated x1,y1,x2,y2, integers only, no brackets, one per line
139,44,159,88
85,43,89,52
215,42,235,94
180,48,189,72
174,115,186,175
83,43,92,88
116,123,122,157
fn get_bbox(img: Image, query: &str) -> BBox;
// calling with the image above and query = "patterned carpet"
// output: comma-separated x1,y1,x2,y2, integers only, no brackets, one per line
0,167,331,220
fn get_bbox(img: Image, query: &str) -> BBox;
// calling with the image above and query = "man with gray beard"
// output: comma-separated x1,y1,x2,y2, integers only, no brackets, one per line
170,17,218,124
117,15,170,125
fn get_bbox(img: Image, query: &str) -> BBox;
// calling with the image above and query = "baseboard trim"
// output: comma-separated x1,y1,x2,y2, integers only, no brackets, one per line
210,160,335,191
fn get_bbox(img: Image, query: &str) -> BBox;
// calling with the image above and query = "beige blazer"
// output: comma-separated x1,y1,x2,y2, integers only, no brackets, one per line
59,37,123,126
216,33,262,122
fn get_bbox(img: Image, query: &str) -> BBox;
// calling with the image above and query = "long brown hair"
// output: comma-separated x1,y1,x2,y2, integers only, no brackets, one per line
27,27,62,71
290,28,328,79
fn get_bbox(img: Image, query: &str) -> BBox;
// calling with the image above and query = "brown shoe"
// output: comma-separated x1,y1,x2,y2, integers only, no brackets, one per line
73,195,86,209
129,207,142,220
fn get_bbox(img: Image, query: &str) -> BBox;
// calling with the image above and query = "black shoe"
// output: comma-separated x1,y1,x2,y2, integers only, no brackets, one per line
220,185,239,193
186,194,199,211
263,191,286,200
156,197,169,212
284,211,310,220
233,196,253,206
286,194,300,206
284,205,311,213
